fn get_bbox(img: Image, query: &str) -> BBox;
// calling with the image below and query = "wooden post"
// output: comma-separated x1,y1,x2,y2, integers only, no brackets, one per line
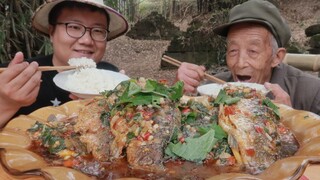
283,53,320,72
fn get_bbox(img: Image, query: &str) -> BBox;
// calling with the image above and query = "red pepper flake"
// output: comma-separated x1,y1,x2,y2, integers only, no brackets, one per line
224,106,235,116
227,156,236,165
246,148,255,157
254,125,264,133
181,108,191,114
179,136,185,143
143,132,151,141
278,126,287,134
159,79,168,85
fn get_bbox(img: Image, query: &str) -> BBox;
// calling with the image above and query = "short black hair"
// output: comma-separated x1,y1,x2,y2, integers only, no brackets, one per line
48,1,110,31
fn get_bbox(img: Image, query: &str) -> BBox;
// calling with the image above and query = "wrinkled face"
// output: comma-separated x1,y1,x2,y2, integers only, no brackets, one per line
49,7,108,66
226,23,279,84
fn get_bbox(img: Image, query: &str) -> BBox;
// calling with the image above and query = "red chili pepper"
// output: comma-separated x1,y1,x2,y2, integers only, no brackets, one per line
224,106,235,116
143,132,151,141
246,148,255,157
181,108,191,114
227,156,236,165
178,136,185,143
264,120,270,126
63,158,79,168
159,79,168,85
254,125,264,133
278,126,287,134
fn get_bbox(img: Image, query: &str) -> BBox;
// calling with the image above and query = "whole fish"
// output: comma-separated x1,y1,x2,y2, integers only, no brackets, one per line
218,84,299,174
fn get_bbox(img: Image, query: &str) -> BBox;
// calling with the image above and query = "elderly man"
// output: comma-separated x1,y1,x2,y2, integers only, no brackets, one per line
176,0,320,114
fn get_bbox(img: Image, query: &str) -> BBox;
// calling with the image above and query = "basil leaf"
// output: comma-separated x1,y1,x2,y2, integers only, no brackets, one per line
165,129,217,162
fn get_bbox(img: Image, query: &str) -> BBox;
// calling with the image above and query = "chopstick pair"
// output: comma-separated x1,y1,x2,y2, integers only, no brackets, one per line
0,66,77,73
161,55,226,84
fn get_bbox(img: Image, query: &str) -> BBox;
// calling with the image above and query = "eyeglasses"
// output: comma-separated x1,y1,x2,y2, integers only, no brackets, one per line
56,22,109,41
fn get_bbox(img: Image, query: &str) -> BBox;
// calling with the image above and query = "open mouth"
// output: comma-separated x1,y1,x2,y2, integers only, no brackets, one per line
75,50,93,55
237,75,251,82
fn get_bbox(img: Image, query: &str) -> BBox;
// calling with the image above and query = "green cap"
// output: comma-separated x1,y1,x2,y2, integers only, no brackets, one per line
213,0,291,47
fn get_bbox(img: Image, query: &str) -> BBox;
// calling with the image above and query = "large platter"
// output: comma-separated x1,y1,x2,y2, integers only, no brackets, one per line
0,98,320,179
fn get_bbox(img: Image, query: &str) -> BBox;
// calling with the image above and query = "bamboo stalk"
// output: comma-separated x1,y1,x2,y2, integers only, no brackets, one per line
162,55,226,84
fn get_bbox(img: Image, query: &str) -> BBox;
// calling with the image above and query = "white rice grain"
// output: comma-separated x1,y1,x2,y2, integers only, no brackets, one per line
66,68,115,94
68,57,97,68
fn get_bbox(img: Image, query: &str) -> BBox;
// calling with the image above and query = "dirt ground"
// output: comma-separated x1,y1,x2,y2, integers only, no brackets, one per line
105,36,177,84
105,0,320,85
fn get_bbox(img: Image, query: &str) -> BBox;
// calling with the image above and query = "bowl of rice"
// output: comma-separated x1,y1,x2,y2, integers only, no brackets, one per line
54,57,129,98
53,68,130,99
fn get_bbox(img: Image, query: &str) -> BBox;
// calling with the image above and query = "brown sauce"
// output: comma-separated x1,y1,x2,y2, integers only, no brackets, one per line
89,158,243,179
29,141,242,179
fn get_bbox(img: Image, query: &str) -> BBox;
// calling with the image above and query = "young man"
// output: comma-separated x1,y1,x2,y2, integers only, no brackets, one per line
0,0,128,127
176,0,320,114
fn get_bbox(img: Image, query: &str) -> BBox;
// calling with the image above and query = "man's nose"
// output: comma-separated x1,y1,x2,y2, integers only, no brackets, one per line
79,30,94,43
237,51,248,68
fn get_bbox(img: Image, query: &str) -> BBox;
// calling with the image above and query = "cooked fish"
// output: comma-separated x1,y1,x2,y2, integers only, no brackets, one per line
74,98,114,161
112,100,181,170
218,85,299,174
26,80,300,178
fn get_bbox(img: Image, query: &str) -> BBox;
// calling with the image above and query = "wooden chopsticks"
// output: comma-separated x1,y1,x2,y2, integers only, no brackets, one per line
0,66,77,73
161,55,226,84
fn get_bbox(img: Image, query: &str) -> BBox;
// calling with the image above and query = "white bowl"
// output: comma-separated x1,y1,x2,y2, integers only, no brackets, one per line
53,69,130,99
197,83,223,97
197,82,269,97
223,82,269,95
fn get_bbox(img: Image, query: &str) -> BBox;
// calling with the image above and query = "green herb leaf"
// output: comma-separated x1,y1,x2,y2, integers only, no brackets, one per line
182,111,197,124
165,129,217,162
198,123,227,140
214,90,240,105
214,89,228,105
224,97,241,105
116,79,183,107
262,98,280,119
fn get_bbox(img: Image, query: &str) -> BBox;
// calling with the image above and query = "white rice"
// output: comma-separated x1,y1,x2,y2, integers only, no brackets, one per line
65,57,114,94
65,68,116,94
68,57,97,68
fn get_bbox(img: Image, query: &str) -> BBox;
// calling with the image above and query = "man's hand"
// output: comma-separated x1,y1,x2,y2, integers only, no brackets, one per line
264,82,292,107
0,52,41,127
176,62,206,93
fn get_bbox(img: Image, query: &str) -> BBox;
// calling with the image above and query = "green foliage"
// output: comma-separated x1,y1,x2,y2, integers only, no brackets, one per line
0,0,52,63
165,129,218,162
104,0,118,10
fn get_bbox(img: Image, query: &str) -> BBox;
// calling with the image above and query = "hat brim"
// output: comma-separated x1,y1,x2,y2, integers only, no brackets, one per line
32,0,128,41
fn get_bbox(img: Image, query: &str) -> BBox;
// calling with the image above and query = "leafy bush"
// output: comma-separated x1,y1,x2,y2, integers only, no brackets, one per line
0,0,52,63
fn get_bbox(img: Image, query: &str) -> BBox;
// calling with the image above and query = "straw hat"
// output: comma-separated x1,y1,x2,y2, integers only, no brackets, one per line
213,0,291,47
32,0,128,41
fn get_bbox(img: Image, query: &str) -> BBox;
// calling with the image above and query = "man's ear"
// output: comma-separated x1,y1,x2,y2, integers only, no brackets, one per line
48,25,54,42
271,47,286,68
